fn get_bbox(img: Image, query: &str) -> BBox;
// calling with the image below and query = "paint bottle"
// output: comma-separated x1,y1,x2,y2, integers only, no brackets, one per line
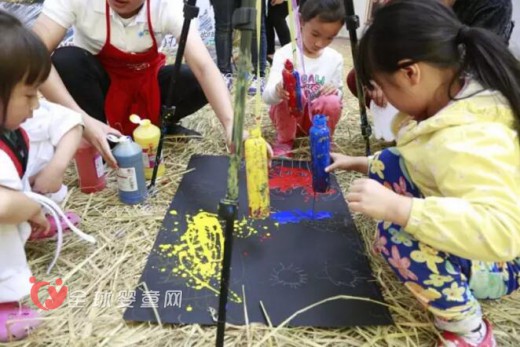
244,127,270,219
282,59,301,117
74,139,106,194
309,114,331,193
112,136,147,205
131,115,164,180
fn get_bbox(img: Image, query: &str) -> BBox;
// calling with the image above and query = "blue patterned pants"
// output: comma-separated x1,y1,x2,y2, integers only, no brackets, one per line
369,148,520,330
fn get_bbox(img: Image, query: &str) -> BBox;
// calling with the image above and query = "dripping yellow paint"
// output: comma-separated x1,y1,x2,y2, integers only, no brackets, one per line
244,128,270,219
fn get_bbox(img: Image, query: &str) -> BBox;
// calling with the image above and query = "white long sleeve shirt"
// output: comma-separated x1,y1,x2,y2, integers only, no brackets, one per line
262,43,344,105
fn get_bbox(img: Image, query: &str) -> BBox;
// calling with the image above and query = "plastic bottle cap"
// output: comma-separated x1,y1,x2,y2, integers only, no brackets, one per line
313,114,327,126
140,119,152,127
250,127,261,138
129,114,142,124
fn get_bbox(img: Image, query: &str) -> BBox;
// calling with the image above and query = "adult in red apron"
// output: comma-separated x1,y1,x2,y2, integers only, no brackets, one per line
97,0,166,135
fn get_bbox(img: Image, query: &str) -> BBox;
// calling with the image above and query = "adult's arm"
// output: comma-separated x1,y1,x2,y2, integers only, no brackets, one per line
32,14,120,168
183,27,235,145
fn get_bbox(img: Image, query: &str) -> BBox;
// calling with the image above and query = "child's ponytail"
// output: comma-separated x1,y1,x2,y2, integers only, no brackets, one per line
458,25,520,133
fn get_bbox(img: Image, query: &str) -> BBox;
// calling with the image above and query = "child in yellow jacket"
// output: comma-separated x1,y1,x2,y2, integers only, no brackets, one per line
327,1,520,346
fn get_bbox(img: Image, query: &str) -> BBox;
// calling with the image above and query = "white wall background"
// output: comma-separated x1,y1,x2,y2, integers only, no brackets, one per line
337,0,369,38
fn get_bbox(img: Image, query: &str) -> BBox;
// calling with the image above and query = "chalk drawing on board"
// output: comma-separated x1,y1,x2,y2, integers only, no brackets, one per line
316,261,368,288
269,263,309,289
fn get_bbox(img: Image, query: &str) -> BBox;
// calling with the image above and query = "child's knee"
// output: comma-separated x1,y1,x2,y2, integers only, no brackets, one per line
311,95,342,119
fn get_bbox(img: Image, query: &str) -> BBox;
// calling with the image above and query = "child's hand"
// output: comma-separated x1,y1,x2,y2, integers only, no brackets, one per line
276,82,289,101
28,209,50,234
318,84,338,96
30,164,64,194
83,115,121,169
347,178,412,226
326,153,358,172
365,81,387,107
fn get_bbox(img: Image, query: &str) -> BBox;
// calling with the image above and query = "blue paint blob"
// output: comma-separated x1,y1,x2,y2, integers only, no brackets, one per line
271,210,332,224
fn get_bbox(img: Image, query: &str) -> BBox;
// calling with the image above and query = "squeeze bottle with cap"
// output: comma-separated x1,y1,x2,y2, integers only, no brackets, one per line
309,114,331,193
112,136,147,205
74,139,106,193
131,114,164,180
244,127,270,219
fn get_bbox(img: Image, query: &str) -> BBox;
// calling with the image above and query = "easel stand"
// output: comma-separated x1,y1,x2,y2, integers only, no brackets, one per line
344,0,372,155
216,1,256,346
149,0,199,193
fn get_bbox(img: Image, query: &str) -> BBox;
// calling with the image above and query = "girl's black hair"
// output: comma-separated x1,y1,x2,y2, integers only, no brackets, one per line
358,0,520,136
0,10,51,128
300,0,346,24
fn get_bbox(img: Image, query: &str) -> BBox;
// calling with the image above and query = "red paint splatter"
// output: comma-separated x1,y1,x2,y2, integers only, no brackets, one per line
243,251,249,256
269,166,336,200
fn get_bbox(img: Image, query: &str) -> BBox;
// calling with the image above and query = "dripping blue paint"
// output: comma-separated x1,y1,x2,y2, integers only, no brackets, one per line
309,114,331,193
271,209,333,224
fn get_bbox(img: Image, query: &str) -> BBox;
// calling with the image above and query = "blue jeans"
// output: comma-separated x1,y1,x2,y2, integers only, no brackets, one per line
211,0,239,74
251,0,267,77
369,148,520,326
211,0,266,77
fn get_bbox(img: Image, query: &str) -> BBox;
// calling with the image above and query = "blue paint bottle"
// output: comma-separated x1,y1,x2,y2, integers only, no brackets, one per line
112,136,147,205
309,114,331,193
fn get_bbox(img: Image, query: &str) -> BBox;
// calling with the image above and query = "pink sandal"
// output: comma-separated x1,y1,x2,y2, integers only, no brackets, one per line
0,302,41,342
29,211,81,241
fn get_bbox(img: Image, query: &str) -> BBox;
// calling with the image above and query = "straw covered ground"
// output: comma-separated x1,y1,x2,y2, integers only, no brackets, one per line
8,38,520,347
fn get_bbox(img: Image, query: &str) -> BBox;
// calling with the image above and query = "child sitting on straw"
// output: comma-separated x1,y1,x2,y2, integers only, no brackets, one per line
327,1,520,346
0,10,91,342
262,0,344,157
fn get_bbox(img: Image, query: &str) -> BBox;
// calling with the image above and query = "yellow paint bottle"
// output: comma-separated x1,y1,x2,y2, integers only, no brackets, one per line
131,115,164,180
244,127,270,219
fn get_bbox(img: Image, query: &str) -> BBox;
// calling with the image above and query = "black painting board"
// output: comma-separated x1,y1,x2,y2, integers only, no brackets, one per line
124,155,392,327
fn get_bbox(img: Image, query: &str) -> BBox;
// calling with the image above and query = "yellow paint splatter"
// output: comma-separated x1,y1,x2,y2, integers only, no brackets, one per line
170,210,178,216
158,211,242,303
186,305,193,312
234,217,258,238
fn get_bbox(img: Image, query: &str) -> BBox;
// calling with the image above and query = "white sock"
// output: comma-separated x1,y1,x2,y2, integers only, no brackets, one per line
460,323,487,345
435,316,487,346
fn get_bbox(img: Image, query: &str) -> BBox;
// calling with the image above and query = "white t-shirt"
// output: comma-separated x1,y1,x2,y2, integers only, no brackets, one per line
42,0,195,54
262,43,344,105
22,99,84,179
0,137,32,303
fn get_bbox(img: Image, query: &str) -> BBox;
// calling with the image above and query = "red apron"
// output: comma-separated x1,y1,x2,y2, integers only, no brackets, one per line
97,0,166,135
